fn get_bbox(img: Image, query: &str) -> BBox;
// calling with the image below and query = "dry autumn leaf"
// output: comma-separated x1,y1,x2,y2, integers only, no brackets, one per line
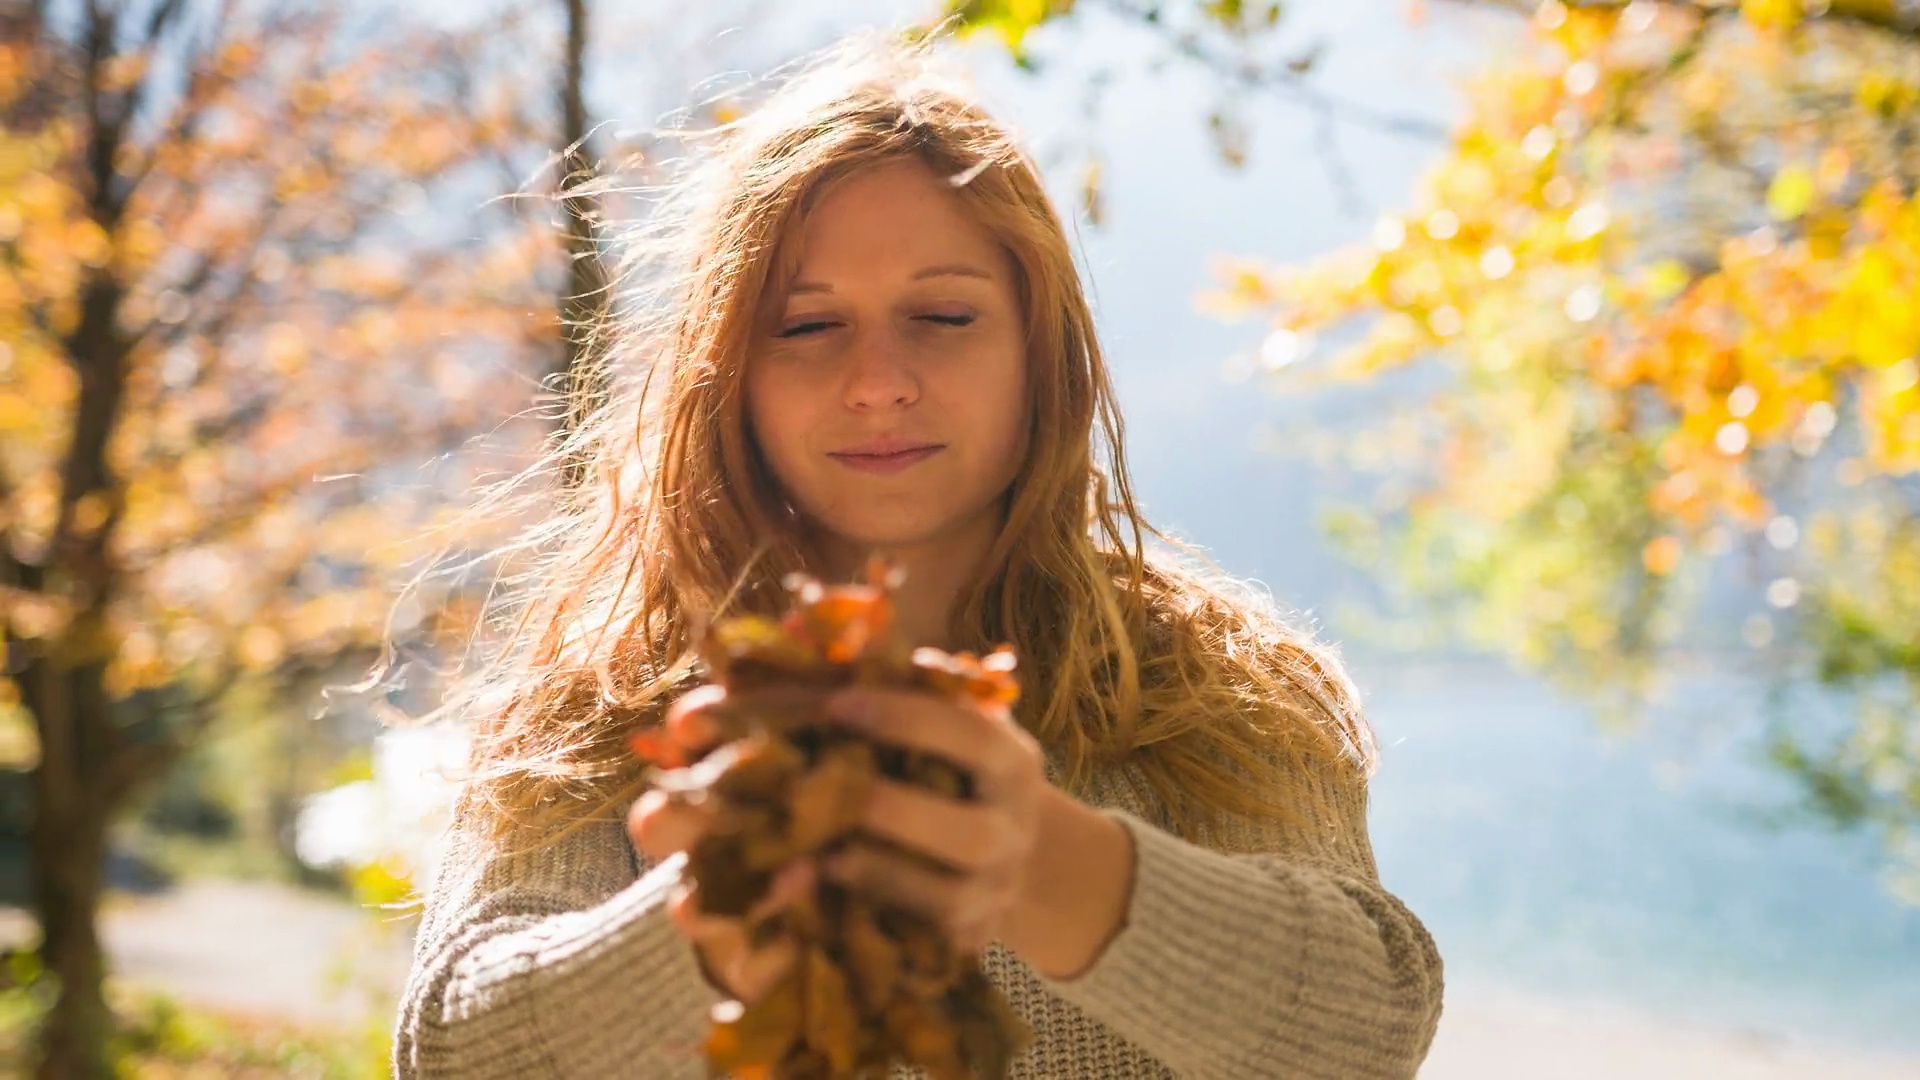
632,557,1030,1078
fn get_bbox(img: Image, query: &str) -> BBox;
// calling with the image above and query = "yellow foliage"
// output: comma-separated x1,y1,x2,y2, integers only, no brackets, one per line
1766,165,1815,221
0,10,551,726
1741,0,1803,32
1218,1,1920,728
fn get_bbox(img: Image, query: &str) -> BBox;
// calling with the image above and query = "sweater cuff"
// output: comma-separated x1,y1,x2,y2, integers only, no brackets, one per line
526,851,726,1071
1031,808,1307,1060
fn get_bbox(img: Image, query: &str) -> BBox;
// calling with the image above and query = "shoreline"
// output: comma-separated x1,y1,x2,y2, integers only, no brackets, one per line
1424,977,1920,1080
10,885,1920,1077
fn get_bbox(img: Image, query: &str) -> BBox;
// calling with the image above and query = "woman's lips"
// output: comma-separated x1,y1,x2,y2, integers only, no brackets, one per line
828,445,943,474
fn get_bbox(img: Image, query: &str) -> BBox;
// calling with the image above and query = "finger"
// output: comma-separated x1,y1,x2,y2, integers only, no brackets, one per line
662,683,729,749
859,778,1017,873
747,858,817,923
825,686,1037,796
716,683,836,731
669,877,810,1004
628,789,712,861
667,881,727,939
727,931,800,1005
823,841,986,934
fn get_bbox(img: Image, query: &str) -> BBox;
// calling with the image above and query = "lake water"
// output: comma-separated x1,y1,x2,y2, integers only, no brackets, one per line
1358,660,1920,1055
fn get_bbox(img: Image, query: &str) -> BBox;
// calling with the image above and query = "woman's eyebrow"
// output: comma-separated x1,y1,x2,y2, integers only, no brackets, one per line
786,263,996,296
911,263,995,282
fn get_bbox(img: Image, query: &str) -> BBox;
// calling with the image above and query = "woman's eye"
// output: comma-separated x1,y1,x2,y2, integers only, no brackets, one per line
777,320,836,339
917,313,975,328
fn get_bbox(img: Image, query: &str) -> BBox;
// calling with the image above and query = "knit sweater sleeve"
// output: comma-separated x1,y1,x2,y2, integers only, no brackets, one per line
1035,750,1445,1080
392,808,725,1079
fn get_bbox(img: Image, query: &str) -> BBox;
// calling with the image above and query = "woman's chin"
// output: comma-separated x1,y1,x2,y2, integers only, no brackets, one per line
799,499,1007,565
811,516,957,557
821,527,937,554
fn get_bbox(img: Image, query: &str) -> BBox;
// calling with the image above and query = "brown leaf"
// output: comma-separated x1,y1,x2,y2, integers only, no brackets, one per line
801,947,862,1074
704,978,801,1072
712,734,805,806
882,996,965,1078
639,563,1028,1077
839,896,901,1015
687,832,769,918
787,740,875,852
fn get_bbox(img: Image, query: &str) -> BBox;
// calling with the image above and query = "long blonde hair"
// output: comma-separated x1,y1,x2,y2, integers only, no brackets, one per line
430,33,1374,847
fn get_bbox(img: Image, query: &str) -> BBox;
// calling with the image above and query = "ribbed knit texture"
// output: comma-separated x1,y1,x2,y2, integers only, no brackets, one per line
394,745,1444,1078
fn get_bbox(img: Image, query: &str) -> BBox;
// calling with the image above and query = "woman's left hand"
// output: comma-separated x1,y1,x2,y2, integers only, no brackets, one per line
822,684,1050,954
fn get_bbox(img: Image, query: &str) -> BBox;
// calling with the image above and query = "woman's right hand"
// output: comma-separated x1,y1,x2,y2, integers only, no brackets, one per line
626,684,817,1005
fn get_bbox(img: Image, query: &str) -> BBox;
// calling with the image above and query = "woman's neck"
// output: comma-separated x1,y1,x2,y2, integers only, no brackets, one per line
810,516,1002,652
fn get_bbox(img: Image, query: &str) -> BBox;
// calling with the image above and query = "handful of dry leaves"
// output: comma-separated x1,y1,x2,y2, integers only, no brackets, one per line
629,559,1032,1080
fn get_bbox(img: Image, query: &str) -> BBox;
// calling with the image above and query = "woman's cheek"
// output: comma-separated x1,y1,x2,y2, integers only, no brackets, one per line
746,369,810,485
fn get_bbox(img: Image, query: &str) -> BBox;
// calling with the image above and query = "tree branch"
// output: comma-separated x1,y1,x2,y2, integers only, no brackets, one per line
1090,0,1451,142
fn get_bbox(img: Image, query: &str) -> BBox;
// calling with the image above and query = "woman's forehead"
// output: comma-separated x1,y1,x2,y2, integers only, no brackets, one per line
778,161,1009,286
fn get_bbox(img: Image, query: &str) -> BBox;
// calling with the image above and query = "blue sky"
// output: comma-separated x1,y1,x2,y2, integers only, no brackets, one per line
404,0,1514,618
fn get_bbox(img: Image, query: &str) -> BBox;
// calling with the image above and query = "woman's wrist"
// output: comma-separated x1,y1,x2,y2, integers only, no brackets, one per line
1000,784,1137,981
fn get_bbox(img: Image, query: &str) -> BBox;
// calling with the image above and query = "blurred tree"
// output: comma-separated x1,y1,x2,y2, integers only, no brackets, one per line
0,2,563,1073
959,0,1920,893
555,0,611,468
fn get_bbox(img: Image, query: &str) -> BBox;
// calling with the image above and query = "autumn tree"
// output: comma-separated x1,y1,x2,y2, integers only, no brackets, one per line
1254,0,1920,894
0,3,563,1074
955,0,1920,895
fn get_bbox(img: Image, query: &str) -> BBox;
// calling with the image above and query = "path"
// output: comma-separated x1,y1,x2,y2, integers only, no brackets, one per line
5,884,1918,1077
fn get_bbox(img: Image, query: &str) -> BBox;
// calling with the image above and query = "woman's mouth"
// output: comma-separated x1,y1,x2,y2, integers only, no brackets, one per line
828,443,944,474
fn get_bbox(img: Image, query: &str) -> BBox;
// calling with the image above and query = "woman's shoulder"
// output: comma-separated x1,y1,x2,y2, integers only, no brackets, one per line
1079,545,1377,835
1123,548,1362,726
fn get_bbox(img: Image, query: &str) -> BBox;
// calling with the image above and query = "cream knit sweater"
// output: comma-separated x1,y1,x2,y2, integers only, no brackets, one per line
394,742,1444,1078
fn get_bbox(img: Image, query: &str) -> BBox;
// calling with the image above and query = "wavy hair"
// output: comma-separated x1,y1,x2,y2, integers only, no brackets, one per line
423,32,1375,849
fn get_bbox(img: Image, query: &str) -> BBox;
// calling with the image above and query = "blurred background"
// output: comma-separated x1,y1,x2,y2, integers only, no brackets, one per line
5,0,1920,1077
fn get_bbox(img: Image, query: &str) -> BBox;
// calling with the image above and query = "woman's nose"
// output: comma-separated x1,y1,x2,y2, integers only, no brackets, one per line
841,327,919,411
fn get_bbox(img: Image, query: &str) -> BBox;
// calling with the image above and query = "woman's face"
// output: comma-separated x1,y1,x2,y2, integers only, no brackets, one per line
746,157,1030,561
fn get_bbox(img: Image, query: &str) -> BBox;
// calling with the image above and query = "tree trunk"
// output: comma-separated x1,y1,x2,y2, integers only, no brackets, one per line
26,659,116,1080
556,0,608,481
20,202,137,1076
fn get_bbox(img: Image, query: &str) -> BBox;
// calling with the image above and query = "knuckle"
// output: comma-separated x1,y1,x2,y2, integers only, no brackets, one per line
667,682,727,721
627,790,666,837
1008,738,1044,779
666,885,694,927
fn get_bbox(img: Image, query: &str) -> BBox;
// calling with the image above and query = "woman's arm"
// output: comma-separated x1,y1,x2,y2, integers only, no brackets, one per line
393,811,725,1079
1025,753,1445,1080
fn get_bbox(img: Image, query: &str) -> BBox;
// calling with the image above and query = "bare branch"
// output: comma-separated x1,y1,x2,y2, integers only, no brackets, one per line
1091,0,1451,142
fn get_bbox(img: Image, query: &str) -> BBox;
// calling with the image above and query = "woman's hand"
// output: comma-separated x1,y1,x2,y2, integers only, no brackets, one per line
626,684,816,1004
821,685,1050,954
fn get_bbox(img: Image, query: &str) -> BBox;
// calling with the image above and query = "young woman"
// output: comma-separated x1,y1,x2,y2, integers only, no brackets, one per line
394,35,1443,1080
